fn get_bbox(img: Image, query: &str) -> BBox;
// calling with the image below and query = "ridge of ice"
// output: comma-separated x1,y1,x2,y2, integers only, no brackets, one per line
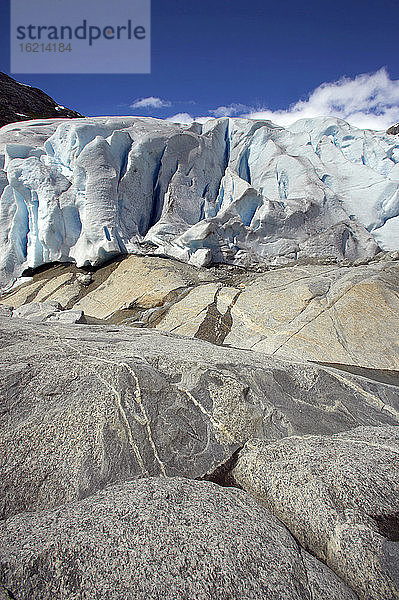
1,115,398,289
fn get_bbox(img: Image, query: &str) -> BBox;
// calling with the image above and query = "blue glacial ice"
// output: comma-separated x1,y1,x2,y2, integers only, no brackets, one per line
0,115,398,289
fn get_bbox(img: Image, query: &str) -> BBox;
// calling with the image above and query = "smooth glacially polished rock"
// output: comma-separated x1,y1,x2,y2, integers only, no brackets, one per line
233,426,399,600
3,255,399,368
1,314,398,519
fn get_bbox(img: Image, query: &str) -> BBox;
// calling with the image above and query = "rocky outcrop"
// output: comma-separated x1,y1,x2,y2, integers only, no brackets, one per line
387,123,399,135
0,477,358,600
155,259,399,368
3,253,399,368
0,72,83,128
12,301,85,323
1,313,398,520
1,302,399,598
233,426,399,600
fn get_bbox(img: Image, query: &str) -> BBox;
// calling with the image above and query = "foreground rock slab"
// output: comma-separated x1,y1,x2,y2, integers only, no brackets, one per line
233,426,399,600
0,315,398,519
0,477,358,600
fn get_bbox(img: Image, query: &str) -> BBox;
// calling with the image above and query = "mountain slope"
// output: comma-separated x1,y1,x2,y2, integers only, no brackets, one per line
387,123,399,135
0,72,82,128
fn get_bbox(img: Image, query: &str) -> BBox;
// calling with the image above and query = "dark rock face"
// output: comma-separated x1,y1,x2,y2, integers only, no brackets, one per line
387,123,399,135
0,72,82,128
1,314,399,521
233,426,399,600
0,477,358,600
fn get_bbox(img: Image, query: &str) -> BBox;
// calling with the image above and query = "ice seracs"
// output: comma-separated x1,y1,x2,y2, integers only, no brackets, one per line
1,115,399,290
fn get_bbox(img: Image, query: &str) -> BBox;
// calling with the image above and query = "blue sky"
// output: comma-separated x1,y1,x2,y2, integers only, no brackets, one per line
1,0,399,129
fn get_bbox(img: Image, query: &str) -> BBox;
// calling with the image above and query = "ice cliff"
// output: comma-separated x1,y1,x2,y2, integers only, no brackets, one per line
1,115,399,290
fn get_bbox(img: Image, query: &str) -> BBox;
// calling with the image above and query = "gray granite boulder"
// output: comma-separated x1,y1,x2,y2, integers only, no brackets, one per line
12,301,86,323
0,315,398,519
233,426,399,600
0,477,358,600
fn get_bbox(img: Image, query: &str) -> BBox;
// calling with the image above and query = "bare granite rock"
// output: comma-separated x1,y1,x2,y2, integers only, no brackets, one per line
232,426,399,600
0,477,358,600
2,256,399,368
12,301,86,323
0,314,398,519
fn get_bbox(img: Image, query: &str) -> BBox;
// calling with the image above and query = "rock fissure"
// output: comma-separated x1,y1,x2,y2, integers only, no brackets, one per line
200,446,243,488
194,287,242,345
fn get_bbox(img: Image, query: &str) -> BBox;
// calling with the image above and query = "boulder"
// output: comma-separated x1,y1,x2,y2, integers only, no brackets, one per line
12,301,86,324
233,426,399,600
189,248,212,268
0,477,358,600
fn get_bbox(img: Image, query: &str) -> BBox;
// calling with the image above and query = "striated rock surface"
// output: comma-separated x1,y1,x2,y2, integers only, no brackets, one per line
0,477,358,600
387,123,399,135
233,426,399,600
2,114,399,289
155,259,399,368
71,255,197,321
1,313,399,521
3,254,399,368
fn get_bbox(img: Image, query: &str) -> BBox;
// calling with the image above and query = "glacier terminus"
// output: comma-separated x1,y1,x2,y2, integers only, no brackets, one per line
0,115,399,290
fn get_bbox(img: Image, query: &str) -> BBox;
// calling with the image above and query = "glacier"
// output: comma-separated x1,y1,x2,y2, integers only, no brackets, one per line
0,115,399,290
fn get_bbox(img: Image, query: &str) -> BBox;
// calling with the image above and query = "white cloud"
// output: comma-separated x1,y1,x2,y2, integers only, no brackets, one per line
244,68,399,130
166,113,213,125
131,96,171,109
151,70,399,131
166,112,194,124
208,103,249,117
